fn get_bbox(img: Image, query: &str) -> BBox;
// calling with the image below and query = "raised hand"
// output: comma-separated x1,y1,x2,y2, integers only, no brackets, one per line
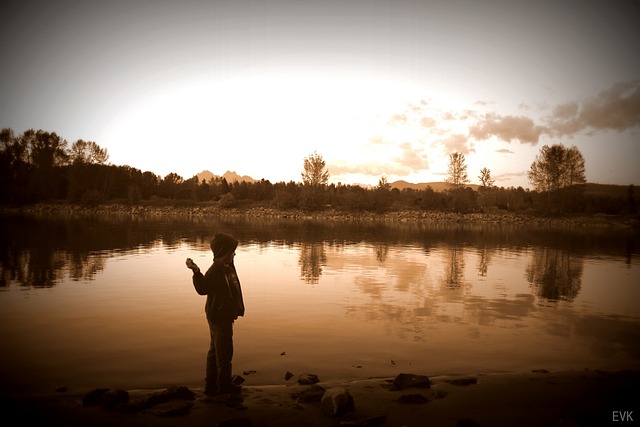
185,258,200,273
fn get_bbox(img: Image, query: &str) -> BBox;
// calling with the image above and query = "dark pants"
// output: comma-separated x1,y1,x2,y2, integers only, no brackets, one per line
205,320,234,392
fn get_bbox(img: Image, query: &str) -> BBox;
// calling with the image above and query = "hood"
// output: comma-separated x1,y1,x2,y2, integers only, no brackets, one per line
210,233,238,260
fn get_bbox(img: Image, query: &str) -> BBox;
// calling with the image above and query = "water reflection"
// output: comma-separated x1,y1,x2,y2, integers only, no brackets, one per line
299,242,326,284
2,213,638,295
477,246,492,277
526,248,583,300
1,214,169,287
375,243,389,263
443,247,466,289
1,212,639,392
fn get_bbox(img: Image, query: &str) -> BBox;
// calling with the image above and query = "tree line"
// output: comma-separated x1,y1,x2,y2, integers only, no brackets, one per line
1,128,637,216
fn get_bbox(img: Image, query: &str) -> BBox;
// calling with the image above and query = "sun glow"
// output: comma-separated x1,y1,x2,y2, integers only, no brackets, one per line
102,73,472,185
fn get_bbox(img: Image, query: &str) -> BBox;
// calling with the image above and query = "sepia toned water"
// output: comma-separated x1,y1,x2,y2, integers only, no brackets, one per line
1,213,639,395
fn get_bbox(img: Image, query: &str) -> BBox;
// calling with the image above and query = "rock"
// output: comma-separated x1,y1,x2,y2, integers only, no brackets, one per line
81,388,130,410
284,371,295,381
82,388,110,407
292,385,326,403
389,373,431,391
297,373,320,385
398,393,428,404
445,377,478,386
144,386,196,407
101,389,129,409
320,387,355,416
54,385,67,393
532,369,550,374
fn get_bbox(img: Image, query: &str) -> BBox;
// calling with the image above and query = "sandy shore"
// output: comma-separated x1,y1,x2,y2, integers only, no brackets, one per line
1,369,638,427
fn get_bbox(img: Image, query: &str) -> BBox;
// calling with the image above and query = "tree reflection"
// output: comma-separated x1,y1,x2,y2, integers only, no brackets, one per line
0,214,163,287
375,243,389,263
443,247,465,289
299,242,326,284
526,248,584,300
477,247,492,277
1,250,108,288
68,253,107,281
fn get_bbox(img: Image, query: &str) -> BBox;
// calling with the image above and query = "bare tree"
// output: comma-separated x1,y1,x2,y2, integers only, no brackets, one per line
478,167,495,188
446,152,469,187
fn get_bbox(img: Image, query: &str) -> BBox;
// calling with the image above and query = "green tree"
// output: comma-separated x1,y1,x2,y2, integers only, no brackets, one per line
23,130,69,199
377,175,391,191
0,128,32,202
70,139,109,165
373,175,392,212
23,129,69,169
301,151,330,187
446,152,469,187
301,151,330,209
563,145,586,188
528,144,587,213
161,172,184,199
528,144,586,192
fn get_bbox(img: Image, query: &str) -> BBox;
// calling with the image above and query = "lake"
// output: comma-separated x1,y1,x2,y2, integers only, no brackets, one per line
1,213,639,395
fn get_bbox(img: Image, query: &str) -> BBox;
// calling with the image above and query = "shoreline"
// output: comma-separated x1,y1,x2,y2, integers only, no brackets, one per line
2,202,639,229
1,368,638,427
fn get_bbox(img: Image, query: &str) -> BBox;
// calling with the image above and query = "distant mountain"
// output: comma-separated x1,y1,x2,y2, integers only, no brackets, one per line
390,180,479,191
195,170,256,183
581,183,634,198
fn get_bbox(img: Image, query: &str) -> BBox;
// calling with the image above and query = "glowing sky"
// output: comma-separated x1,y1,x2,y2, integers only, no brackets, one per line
1,0,639,188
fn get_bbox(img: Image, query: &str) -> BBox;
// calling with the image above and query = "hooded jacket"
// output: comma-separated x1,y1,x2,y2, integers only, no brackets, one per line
192,233,245,322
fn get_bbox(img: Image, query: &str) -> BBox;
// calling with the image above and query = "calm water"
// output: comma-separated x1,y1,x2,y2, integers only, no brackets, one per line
1,213,639,394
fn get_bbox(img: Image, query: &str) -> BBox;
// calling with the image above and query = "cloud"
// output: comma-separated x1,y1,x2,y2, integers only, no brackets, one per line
328,161,413,177
493,171,527,185
469,113,545,144
496,148,514,154
390,113,407,125
328,141,430,178
368,136,386,145
441,134,473,154
393,142,430,172
467,80,639,145
544,80,640,136
419,116,436,128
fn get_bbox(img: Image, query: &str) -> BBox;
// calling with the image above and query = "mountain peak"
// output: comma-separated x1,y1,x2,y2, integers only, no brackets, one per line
195,170,256,183
390,180,478,191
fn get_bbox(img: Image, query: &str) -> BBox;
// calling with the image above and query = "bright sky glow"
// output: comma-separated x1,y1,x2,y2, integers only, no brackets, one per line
2,0,639,188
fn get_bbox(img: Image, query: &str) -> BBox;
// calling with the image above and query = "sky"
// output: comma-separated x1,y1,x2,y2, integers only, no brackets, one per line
1,0,639,188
